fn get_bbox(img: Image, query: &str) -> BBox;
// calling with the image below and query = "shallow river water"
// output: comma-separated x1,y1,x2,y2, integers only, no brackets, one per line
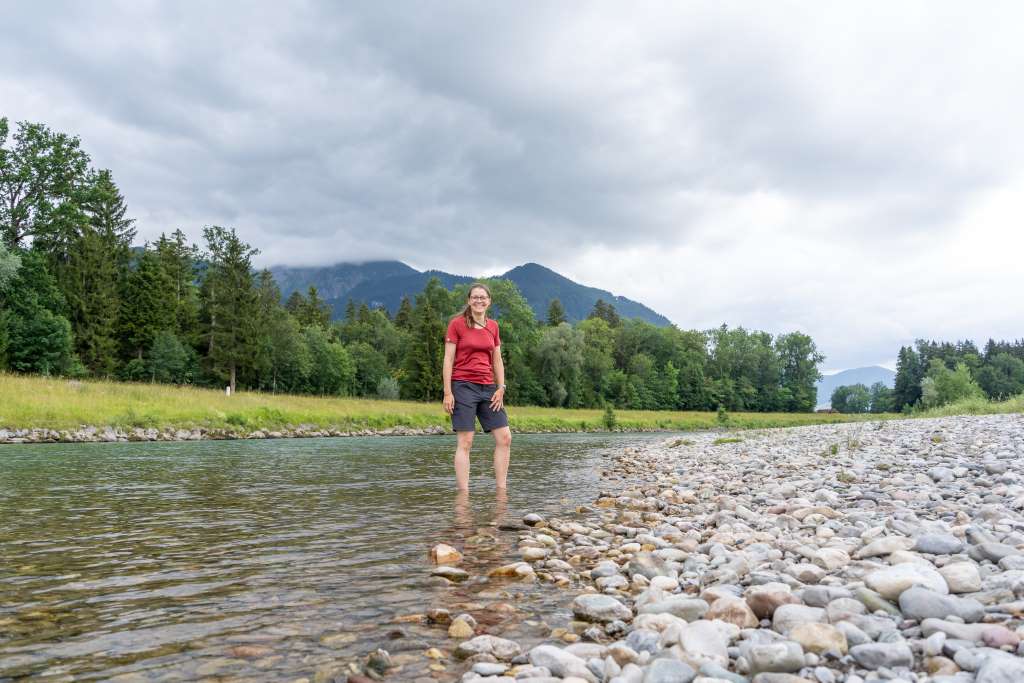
0,432,670,681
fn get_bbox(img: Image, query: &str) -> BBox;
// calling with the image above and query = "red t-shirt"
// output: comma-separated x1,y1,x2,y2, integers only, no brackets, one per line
445,316,501,384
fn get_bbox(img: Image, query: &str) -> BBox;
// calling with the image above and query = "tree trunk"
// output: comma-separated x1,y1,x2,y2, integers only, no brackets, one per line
230,363,236,395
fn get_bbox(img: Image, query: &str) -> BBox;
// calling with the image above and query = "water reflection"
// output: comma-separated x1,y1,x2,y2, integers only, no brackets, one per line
0,432,672,681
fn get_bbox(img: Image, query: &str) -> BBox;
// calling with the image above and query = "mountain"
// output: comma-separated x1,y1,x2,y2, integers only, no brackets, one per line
816,366,896,409
503,263,671,326
269,260,670,326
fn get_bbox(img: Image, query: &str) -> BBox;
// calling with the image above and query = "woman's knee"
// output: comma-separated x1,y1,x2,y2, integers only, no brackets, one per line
493,428,512,447
456,432,475,450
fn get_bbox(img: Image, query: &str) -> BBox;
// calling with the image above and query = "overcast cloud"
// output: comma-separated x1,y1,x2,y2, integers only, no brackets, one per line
2,1,1022,370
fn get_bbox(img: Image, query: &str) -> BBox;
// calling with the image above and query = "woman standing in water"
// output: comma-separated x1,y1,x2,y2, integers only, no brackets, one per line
442,283,512,491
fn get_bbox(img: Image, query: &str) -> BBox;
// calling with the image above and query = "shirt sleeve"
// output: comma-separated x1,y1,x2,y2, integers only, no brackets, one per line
445,317,461,344
492,320,501,347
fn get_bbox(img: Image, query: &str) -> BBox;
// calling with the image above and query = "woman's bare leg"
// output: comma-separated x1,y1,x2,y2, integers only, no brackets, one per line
491,427,512,490
455,431,474,491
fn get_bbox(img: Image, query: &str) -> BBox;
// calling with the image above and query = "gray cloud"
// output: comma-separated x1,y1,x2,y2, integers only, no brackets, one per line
2,1,1022,368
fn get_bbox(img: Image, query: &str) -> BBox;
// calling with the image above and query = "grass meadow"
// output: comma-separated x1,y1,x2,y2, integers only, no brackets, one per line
0,372,895,434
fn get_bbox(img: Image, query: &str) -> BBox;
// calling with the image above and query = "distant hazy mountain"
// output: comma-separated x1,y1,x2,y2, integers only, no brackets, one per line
269,260,671,326
816,366,896,408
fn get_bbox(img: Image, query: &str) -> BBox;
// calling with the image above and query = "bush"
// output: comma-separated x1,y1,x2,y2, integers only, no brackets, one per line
602,403,617,430
920,360,984,409
716,405,730,427
376,376,400,400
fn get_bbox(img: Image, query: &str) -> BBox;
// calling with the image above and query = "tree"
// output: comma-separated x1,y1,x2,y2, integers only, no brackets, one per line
0,118,91,248
577,317,616,406
265,313,311,393
303,325,356,395
148,330,194,383
975,353,1024,400
534,323,584,407
0,241,20,292
1,251,79,375
119,248,174,363
401,289,446,401
920,360,984,409
349,341,390,396
546,298,567,326
201,226,259,393
831,384,870,413
588,298,620,327
868,382,895,413
59,170,136,375
154,230,201,346
775,332,824,412
394,296,413,330
293,286,331,328
893,346,923,411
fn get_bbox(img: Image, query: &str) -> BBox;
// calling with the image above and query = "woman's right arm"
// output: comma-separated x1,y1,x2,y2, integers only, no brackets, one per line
442,341,456,414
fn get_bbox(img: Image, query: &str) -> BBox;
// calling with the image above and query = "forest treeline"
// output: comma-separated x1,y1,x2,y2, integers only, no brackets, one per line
0,116,825,412
829,339,1024,413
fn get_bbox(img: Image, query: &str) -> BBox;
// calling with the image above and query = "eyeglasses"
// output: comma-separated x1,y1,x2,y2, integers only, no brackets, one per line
469,295,490,301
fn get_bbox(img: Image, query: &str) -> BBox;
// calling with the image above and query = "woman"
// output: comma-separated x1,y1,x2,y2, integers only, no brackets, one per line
442,283,512,491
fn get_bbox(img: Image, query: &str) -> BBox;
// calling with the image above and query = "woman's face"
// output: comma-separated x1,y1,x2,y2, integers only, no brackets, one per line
468,288,490,315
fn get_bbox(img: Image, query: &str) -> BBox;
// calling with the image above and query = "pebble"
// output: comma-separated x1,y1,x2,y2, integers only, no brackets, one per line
435,415,1024,683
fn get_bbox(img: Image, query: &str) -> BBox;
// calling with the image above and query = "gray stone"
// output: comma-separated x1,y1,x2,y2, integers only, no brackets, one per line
627,552,672,579
976,656,1024,683
898,587,985,622
698,661,747,683
637,596,709,622
748,641,805,675
528,645,597,682
771,604,826,635
573,594,633,623
592,561,622,578
456,635,523,661
626,629,662,654
865,563,948,600
915,534,964,555
642,658,696,683
849,642,914,670
472,662,509,676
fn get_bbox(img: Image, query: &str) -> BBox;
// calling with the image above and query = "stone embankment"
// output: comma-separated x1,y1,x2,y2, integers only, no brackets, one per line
0,424,448,444
422,413,1024,683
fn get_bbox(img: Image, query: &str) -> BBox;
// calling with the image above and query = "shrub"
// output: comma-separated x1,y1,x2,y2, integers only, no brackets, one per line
376,376,400,400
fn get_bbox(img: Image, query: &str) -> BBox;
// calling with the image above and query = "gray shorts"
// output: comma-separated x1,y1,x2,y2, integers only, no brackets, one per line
451,380,509,433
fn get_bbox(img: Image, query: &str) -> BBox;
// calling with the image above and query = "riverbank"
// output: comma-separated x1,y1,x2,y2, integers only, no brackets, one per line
413,413,1024,682
0,373,879,444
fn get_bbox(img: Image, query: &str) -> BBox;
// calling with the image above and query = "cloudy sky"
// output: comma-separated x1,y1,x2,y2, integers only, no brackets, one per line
3,1,1022,370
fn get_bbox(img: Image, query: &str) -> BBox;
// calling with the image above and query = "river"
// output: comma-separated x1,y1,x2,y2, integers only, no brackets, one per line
0,432,670,681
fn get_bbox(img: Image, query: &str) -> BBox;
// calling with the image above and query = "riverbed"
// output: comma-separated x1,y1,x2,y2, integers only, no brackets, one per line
0,432,671,681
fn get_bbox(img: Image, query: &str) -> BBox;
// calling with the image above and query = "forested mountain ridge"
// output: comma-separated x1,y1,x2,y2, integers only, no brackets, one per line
269,261,670,326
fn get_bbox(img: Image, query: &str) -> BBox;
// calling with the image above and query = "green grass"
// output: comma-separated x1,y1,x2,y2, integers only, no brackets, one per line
915,393,1024,418
712,437,744,445
0,372,900,435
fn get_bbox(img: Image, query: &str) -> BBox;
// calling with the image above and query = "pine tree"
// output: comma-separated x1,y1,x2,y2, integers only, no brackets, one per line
201,226,259,393
588,299,620,327
62,170,136,375
394,296,413,330
893,346,923,411
401,296,445,400
119,248,174,362
284,290,305,317
546,298,567,326
154,229,201,346
302,286,332,327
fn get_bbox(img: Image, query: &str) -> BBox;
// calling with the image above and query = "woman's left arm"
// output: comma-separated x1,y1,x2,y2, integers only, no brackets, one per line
491,346,506,411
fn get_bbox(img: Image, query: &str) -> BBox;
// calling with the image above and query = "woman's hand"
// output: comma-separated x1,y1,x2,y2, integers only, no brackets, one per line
490,387,505,412
443,392,455,415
